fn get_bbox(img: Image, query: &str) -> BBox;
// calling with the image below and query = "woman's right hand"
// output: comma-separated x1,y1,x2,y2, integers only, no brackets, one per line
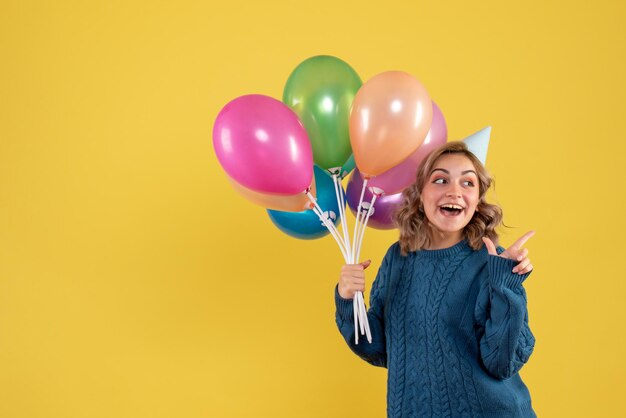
338,260,371,299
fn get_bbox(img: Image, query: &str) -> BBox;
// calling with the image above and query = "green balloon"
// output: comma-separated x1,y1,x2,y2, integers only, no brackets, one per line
283,56,362,170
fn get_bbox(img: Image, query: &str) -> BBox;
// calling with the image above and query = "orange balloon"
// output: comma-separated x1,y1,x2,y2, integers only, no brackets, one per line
349,71,433,177
227,175,316,212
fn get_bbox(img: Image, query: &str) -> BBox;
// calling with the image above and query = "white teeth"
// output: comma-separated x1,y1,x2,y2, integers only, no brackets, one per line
440,204,463,210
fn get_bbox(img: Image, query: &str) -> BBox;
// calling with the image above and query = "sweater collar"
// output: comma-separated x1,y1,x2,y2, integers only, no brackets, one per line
412,238,471,259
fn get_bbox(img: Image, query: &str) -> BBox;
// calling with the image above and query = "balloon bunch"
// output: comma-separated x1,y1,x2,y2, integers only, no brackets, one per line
213,56,476,344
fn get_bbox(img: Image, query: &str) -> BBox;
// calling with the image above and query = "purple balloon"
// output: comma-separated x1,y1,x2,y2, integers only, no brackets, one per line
213,94,314,195
346,172,404,230
364,101,448,194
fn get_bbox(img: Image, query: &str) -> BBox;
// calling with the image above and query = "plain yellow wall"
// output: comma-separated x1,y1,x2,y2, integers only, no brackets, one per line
1,0,625,417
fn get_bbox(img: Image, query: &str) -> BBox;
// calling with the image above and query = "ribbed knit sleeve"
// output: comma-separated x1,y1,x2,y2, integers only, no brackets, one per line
334,244,397,368
474,247,536,380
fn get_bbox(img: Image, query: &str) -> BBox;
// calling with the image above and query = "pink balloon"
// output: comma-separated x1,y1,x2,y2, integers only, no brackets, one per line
213,94,314,195
365,102,448,195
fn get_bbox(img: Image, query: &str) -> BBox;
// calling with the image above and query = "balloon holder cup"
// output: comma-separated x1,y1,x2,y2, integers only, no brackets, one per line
368,186,385,197
327,166,343,177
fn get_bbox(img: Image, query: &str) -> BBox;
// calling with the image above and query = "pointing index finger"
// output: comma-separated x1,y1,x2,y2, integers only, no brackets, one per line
511,230,535,250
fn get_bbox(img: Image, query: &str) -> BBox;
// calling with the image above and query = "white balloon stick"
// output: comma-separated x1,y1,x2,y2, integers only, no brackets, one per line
356,194,378,264
358,291,371,342
354,210,366,262
353,296,359,345
307,193,344,245
311,205,349,262
337,176,352,257
357,291,366,334
331,174,352,258
310,180,373,345
352,193,378,343
357,290,366,336
351,178,368,263
307,192,348,254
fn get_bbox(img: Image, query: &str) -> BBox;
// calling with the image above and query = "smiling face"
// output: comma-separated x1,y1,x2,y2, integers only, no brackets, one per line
421,153,480,242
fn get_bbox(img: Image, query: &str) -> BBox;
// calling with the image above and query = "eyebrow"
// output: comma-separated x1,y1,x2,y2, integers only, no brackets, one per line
430,168,477,176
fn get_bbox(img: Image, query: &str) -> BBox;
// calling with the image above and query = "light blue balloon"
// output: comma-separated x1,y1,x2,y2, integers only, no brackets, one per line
462,126,491,165
267,166,342,240
340,154,355,179
324,154,354,179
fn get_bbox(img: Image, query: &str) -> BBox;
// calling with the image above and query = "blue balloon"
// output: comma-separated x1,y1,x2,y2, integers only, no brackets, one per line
267,165,343,240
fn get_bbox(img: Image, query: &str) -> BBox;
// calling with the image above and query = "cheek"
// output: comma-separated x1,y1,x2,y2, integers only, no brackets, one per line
422,201,438,219
466,197,480,215
468,192,480,206
421,188,439,205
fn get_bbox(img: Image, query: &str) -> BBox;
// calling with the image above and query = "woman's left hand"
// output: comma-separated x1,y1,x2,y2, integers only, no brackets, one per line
482,231,535,275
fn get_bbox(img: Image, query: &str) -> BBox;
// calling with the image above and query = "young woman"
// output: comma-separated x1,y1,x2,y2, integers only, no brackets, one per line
335,141,536,417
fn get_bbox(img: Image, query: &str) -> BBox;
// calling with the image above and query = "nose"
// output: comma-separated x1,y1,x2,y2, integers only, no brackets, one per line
446,184,462,198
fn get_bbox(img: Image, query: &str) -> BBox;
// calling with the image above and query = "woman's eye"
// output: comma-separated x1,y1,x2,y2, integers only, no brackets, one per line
433,178,474,186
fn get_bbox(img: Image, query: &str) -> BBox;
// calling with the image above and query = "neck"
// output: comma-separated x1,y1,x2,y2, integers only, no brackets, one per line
427,228,464,250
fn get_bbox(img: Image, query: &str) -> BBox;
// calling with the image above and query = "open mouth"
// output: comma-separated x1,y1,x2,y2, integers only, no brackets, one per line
439,204,464,217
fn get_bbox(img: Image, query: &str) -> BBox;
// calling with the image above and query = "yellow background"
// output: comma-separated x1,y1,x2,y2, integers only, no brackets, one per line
1,0,624,416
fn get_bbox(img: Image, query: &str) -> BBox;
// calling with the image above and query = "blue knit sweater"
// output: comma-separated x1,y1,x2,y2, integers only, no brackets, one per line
335,238,536,418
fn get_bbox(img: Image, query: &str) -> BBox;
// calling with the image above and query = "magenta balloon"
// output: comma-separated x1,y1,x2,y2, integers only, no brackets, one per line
365,101,448,194
346,172,403,230
213,94,314,195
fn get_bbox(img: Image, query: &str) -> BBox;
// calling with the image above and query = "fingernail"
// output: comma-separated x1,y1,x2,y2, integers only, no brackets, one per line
512,268,517,273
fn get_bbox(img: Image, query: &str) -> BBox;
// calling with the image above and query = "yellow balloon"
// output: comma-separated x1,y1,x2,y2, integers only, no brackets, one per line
349,71,433,177
227,175,316,212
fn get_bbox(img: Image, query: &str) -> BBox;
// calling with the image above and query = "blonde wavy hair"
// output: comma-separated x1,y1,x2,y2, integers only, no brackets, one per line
394,141,507,256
